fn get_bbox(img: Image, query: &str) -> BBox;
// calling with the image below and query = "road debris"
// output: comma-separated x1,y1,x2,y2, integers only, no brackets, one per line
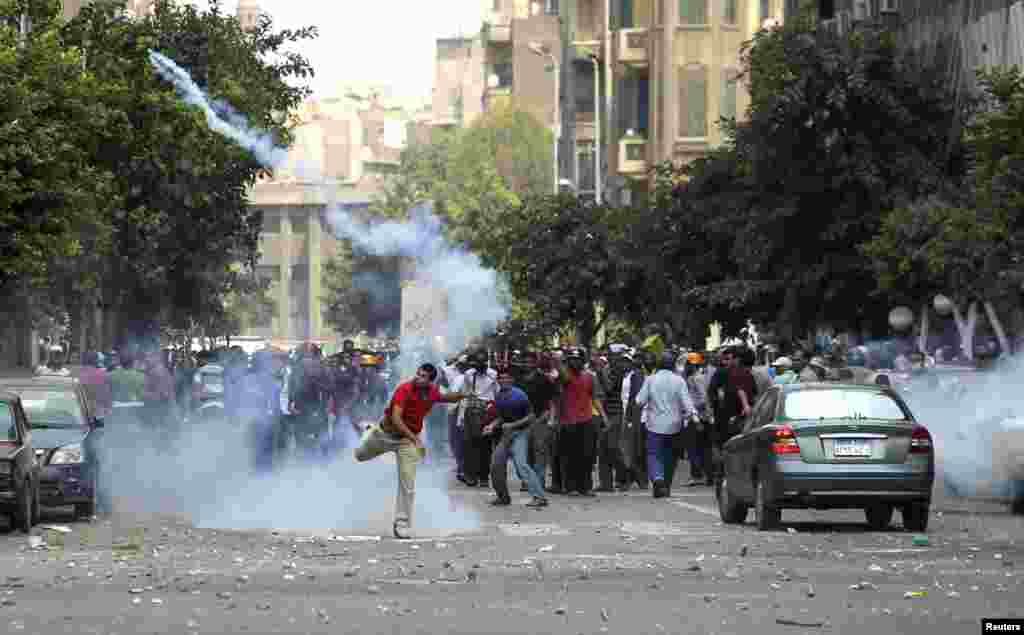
776,616,828,628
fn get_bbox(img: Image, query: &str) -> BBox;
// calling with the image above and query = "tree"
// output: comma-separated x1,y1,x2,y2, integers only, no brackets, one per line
0,0,116,290
55,0,316,347
647,9,960,343
496,194,639,348
866,66,1024,354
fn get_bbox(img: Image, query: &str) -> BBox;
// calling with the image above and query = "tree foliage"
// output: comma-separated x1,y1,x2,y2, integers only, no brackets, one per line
644,10,960,342
0,0,317,350
865,66,1024,337
0,0,115,289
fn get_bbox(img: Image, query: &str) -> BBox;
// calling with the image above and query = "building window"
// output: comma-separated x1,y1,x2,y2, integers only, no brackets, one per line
722,0,738,24
619,0,635,28
679,65,708,138
617,69,650,137
760,0,771,21
679,0,707,24
720,71,738,122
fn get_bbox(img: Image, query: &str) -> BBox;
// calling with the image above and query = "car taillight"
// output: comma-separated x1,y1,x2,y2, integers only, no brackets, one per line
772,425,801,455
910,424,932,454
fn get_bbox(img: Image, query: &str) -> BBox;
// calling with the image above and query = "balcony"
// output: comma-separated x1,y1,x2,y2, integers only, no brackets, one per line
617,28,649,67
618,132,648,176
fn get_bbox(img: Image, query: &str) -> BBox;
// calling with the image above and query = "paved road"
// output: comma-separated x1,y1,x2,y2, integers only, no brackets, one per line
1,459,1022,635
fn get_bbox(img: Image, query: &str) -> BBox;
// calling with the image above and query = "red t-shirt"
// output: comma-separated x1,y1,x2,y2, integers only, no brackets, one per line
384,381,442,435
559,371,594,425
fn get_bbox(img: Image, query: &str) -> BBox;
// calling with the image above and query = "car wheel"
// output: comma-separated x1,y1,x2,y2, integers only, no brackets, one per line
717,477,749,524
864,504,894,530
755,477,781,531
1011,481,1024,516
13,480,33,533
902,501,930,532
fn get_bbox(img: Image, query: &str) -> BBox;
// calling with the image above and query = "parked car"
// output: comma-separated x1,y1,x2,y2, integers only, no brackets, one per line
0,376,103,519
0,391,40,532
715,382,934,531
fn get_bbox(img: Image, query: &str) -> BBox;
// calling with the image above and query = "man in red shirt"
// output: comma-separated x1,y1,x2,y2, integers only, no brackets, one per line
355,363,465,539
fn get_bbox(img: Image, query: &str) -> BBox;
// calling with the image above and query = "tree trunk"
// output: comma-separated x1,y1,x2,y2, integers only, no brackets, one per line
776,285,800,343
983,301,1011,355
951,301,979,360
917,303,929,354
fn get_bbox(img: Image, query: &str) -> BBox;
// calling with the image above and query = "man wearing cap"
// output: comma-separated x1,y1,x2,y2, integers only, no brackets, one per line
440,354,469,482
556,349,607,496
483,369,549,508
596,351,630,492
620,351,652,490
772,357,799,384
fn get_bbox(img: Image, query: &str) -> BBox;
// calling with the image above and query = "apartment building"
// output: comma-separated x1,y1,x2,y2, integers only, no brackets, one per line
559,0,777,203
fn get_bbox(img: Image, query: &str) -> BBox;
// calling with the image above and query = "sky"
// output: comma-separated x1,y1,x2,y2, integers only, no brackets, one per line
215,0,487,102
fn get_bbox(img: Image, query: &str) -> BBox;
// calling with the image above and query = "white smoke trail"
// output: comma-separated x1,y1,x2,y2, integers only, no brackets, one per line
149,50,506,353
145,51,505,532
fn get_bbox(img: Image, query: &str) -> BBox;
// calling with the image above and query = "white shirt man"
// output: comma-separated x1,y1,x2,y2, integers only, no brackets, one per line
451,366,498,426
636,368,699,436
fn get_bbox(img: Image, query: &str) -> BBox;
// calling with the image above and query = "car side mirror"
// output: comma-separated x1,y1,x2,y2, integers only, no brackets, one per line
92,417,105,429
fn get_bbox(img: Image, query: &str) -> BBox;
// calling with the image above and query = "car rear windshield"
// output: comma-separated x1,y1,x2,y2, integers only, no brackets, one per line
18,389,84,428
784,389,909,421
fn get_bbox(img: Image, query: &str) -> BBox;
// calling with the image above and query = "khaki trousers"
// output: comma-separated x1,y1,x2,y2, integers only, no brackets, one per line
354,425,421,528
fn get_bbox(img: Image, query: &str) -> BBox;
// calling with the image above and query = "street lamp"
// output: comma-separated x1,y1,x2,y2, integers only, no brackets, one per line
529,42,560,195
586,54,602,203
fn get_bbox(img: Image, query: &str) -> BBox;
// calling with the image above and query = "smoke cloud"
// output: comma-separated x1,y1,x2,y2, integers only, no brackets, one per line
144,51,504,532
845,335,1024,505
149,50,507,353
100,417,479,536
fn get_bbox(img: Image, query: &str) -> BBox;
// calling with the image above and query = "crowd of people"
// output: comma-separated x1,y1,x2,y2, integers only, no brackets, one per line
36,331,1013,537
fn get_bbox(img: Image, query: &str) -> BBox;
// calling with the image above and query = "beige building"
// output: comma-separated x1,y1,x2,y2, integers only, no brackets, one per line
562,0,773,203
428,2,564,153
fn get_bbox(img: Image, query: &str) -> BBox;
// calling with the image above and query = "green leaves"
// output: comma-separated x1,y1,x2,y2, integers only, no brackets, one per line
645,14,960,340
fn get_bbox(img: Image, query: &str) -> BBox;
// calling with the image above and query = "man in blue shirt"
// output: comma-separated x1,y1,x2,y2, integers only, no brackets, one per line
484,370,549,508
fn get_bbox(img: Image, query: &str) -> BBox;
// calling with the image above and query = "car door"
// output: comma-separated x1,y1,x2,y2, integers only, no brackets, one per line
750,389,780,483
726,391,773,500
11,399,38,492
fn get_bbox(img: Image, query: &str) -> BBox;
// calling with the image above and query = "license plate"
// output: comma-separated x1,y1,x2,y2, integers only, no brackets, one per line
833,439,872,457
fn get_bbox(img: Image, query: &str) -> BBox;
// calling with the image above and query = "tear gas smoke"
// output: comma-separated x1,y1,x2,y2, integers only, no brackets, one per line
100,418,478,535
845,336,1024,504
142,51,502,532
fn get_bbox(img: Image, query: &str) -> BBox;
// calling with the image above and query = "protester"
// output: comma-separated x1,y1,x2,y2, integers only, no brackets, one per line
556,349,607,497
636,352,699,498
484,370,548,508
354,363,465,539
